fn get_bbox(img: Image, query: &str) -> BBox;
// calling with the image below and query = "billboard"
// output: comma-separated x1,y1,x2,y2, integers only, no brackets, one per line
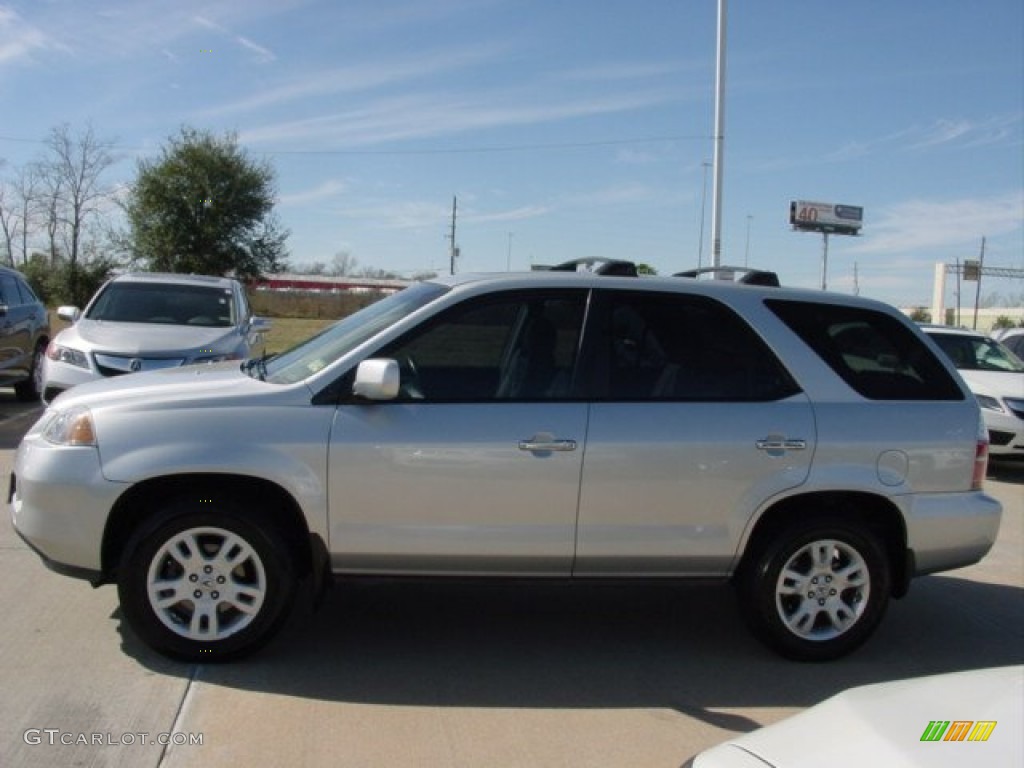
790,201,863,235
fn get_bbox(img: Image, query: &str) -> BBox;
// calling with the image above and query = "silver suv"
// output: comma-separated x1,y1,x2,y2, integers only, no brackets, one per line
10,261,1002,662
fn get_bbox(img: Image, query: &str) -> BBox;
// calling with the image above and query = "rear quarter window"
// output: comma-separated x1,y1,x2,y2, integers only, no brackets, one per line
766,299,964,401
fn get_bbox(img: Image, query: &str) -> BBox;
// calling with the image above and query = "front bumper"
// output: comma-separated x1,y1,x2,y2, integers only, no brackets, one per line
10,435,128,579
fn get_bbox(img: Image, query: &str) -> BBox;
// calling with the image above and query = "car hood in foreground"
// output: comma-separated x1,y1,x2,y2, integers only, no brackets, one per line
693,666,1022,768
58,319,237,355
46,362,299,413
956,369,1024,399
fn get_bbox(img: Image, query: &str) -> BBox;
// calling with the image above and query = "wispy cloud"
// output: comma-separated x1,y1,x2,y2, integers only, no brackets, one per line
850,191,1024,254
464,205,549,224
201,43,508,117
240,87,680,148
193,14,275,62
0,6,67,65
278,179,347,206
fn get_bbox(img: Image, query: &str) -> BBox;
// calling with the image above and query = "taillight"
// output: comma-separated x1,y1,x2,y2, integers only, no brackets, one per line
972,417,989,490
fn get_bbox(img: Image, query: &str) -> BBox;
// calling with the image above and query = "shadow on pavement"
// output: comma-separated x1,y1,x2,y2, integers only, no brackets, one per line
117,573,1023,720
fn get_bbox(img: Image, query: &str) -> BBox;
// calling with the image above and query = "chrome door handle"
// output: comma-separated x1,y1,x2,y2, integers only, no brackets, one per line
756,437,807,451
518,438,577,452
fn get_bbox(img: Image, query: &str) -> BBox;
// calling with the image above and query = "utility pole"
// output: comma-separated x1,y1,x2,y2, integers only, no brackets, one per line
448,196,458,275
972,236,986,330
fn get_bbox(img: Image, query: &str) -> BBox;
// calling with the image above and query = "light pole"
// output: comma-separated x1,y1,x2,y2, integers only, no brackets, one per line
697,161,710,269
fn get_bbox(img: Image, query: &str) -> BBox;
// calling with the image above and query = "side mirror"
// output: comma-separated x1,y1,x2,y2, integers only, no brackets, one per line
57,306,81,323
250,316,272,332
352,358,400,401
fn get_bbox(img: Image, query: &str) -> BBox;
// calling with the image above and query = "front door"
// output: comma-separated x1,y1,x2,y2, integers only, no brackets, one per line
327,289,590,575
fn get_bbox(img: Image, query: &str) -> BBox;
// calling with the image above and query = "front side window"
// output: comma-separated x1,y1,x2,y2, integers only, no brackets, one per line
374,290,588,402
768,299,964,400
590,291,799,402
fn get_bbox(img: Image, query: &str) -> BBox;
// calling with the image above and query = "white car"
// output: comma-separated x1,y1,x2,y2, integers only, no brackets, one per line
993,327,1024,361
43,272,270,403
691,666,1023,767
922,326,1024,457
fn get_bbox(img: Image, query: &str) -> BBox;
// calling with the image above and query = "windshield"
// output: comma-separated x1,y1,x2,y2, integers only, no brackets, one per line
264,281,448,384
931,333,1024,373
87,282,236,328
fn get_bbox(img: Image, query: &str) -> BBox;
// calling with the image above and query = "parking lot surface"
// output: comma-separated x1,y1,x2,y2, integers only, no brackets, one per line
1,391,1021,767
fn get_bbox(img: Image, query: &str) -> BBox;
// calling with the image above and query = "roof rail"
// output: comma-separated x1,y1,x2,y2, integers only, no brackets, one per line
548,258,639,277
673,266,780,287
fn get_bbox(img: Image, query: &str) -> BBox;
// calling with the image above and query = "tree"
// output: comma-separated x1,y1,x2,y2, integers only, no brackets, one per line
38,123,116,304
124,127,288,278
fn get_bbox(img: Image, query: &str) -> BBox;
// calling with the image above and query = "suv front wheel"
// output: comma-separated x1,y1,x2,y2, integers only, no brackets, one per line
737,517,890,661
118,503,296,662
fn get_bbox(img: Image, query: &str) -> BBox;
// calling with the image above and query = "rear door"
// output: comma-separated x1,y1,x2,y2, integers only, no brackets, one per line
574,289,816,576
327,289,590,575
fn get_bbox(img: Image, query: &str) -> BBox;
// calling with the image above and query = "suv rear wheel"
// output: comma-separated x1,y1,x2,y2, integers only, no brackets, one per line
737,517,890,661
118,502,295,662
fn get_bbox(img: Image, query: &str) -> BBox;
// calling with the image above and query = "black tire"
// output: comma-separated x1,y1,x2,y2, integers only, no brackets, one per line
117,501,295,662
737,517,890,661
14,340,46,402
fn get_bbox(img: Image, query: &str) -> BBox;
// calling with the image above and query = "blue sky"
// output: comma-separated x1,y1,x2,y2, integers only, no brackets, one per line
1,0,1021,307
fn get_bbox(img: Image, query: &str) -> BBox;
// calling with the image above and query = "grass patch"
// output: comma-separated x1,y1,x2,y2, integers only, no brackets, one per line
263,317,335,356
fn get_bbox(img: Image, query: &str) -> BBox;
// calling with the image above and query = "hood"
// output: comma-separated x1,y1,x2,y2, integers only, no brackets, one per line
697,666,1022,768
48,361,305,413
957,369,1024,399
59,319,237,355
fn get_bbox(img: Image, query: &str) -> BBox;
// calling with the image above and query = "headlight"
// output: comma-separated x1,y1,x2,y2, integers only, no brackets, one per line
42,406,97,446
975,394,1005,413
46,343,89,369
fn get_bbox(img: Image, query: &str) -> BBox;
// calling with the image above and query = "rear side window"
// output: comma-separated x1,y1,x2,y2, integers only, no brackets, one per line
589,291,800,401
767,299,963,401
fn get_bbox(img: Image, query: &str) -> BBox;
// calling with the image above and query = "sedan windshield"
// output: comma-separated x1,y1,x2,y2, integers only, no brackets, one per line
932,334,1024,373
87,282,236,327
263,281,448,384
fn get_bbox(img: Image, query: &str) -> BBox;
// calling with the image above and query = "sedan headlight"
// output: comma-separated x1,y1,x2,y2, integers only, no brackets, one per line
42,406,97,446
975,394,1005,413
46,343,89,369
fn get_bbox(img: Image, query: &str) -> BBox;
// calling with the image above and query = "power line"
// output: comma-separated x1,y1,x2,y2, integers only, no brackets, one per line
0,133,707,157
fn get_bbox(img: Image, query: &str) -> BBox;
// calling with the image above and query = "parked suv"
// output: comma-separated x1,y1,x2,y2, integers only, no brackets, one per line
42,272,269,403
11,261,1002,662
0,265,50,402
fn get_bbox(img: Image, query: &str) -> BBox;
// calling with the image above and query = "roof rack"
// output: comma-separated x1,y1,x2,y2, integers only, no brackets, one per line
547,258,639,277
673,266,780,287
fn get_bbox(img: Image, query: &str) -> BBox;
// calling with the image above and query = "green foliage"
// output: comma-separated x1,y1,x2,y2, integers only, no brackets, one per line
124,127,288,278
635,263,658,275
991,315,1018,330
22,253,117,307
908,307,931,323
